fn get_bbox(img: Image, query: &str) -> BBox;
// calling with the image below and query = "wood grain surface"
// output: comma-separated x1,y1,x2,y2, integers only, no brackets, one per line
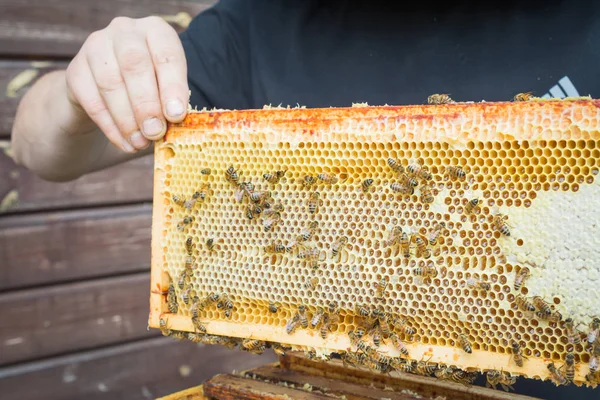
0,205,151,290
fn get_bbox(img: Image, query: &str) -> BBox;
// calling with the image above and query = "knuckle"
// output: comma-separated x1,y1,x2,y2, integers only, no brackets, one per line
118,48,151,74
143,15,168,27
114,115,139,135
84,30,105,47
109,16,135,31
152,47,183,66
95,71,125,93
132,99,162,119
85,98,109,120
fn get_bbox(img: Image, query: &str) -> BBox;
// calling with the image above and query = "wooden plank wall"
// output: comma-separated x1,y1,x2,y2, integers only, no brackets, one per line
0,0,276,397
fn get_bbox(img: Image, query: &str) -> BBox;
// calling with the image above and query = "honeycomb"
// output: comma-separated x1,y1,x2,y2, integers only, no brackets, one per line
149,98,600,387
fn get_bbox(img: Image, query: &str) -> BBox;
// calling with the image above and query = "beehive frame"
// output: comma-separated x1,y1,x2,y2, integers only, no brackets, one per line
149,98,600,387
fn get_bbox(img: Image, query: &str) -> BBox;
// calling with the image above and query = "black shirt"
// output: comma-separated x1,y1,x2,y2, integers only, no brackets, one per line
179,2,600,399
180,0,600,110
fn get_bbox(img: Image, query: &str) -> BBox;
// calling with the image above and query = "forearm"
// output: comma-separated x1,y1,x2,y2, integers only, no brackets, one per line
11,70,147,182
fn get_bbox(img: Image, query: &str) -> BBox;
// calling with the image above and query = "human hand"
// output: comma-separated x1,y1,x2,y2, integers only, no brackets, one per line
65,16,188,153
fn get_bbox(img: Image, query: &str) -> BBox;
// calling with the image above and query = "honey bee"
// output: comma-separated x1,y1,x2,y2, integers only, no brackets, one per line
465,198,481,214
172,195,186,208
177,269,189,290
331,236,349,260
320,316,331,339
263,212,282,232
400,232,411,258
297,246,319,260
515,295,536,315
242,339,266,354
565,318,582,345
533,296,552,317
458,334,472,354
366,346,393,368
514,267,530,291
200,168,211,175
414,235,431,258
427,94,454,104
416,357,437,376
547,362,568,386
375,278,389,299
417,167,432,181
180,287,191,305
187,332,206,343
263,170,286,184
407,162,422,176
308,192,321,214
225,165,239,185
208,292,220,303
414,265,438,279
565,353,575,382
311,307,325,328
272,343,291,357
286,314,300,334
493,213,511,236
387,158,405,174
467,277,491,292
263,202,284,217
234,184,247,203
250,190,270,204
361,178,374,193
383,226,403,247
264,240,286,254
389,333,409,356
588,317,600,345
446,166,466,180
317,173,338,185
348,330,369,352
176,216,193,231
378,313,391,336
511,341,526,367
420,184,434,204
388,315,416,335
244,204,255,220
184,191,201,210
304,277,319,291
513,92,534,102
591,355,599,374
224,309,232,318
451,369,477,387
327,301,340,325
371,327,382,347
399,173,418,188
427,222,446,246
268,301,280,313
390,182,414,195
184,237,194,255
159,317,172,336
299,221,319,242
297,305,309,328
356,304,371,318
302,175,316,188
191,315,207,334
167,284,178,313
499,372,517,392
218,294,234,310
206,238,217,252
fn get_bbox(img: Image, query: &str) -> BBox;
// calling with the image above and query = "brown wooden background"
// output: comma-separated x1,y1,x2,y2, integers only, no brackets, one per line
0,1,275,398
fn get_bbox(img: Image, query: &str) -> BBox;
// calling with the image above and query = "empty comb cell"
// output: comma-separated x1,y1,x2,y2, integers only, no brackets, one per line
149,98,600,388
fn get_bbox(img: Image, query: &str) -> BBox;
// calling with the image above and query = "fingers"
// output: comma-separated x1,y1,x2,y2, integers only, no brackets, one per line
113,28,166,141
66,54,135,153
86,34,150,150
68,17,188,153
144,16,189,123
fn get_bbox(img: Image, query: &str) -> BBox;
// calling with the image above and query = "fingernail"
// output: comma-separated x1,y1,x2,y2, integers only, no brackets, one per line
130,131,150,149
143,117,164,138
121,139,136,153
166,99,185,118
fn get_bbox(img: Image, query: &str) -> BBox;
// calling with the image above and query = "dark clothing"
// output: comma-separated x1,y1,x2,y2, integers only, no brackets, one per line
179,3,599,399
180,0,599,110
